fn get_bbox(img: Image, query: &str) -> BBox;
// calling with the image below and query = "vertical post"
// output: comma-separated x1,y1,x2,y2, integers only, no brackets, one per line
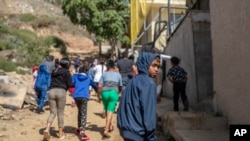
173,8,176,30
167,0,171,38
144,20,147,45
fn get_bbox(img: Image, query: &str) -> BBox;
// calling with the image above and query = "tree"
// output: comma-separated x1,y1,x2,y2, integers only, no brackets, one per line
62,0,130,56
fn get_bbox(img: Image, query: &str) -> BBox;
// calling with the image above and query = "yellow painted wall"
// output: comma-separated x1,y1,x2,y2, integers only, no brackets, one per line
130,0,186,46
130,0,154,45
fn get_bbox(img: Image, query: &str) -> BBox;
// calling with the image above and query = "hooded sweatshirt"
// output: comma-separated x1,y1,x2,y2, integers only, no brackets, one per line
35,64,50,90
72,73,97,99
50,67,73,90
117,52,159,141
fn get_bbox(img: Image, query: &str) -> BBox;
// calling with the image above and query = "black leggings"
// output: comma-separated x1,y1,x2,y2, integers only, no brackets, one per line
75,98,88,130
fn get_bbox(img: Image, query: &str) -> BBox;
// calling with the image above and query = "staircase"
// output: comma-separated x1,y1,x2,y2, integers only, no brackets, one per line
157,98,229,141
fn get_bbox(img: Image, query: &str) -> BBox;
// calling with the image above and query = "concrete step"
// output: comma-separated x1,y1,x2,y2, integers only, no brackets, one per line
175,130,229,141
161,111,228,141
163,111,228,130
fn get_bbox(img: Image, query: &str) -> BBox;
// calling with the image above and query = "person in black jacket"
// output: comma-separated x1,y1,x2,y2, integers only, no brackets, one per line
43,58,74,140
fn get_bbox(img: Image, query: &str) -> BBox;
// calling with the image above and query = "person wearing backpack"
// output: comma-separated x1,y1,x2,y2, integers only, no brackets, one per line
34,64,51,113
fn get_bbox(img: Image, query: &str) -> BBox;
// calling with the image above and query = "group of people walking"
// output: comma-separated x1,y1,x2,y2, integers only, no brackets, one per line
32,50,189,141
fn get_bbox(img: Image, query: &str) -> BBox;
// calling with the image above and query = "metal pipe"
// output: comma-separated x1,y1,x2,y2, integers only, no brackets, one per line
133,13,160,46
168,0,171,38
144,20,147,45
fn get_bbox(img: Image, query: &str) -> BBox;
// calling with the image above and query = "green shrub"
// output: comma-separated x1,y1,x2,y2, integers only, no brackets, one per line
0,24,10,34
0,39,15,50
43,35,67,55
20,41,50,67
0,60,17,72
19,13,37,22
16,68,27,75
31,15,56,29
11,29,37,42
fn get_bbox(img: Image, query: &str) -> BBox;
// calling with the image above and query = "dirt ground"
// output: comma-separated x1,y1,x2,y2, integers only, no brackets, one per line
0,91,124,141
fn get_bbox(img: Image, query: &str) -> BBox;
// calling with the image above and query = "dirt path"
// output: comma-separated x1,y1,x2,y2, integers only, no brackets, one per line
0,91,122,141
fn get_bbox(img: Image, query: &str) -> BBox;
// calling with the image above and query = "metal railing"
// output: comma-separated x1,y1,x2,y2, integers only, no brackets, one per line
131,0,189,50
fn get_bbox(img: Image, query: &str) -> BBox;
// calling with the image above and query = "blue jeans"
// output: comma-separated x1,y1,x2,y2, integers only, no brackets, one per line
36,89,47,111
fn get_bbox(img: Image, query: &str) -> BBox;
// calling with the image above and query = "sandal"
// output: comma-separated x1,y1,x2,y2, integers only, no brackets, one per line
80,134,90,140
59,133,66,140
43,130,50,140
102,132,111,140
108,125,114,132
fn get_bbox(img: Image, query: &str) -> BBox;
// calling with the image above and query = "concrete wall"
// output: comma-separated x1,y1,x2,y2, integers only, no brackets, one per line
163,11,212,110
210,0,250,124
164,12,197,106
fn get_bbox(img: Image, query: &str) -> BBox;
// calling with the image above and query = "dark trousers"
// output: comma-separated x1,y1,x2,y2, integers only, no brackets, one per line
173,83,189,111
36,89,47,111
74,65,79,73
75,98,88,130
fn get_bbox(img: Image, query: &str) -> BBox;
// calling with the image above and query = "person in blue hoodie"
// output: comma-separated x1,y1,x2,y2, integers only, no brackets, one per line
34,64,51,113
117,52,160,141
72,65,97,140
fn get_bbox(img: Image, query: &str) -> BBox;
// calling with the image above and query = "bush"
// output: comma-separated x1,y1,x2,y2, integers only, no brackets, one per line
20,41,50,67
19,13,37,22
16,68,28,75
31,15,56,29
0,60,17,72
43,35,67,55
0,24,10,34
0,39,15,50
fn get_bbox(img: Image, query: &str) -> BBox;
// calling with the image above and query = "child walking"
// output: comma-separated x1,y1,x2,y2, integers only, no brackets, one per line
72,65,97,140
34,64,50,113
97,60,122,139
117,52,160,141
167,56,189,111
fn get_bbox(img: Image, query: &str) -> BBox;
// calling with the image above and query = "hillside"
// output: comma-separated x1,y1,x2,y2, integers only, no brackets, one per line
0,0,98,60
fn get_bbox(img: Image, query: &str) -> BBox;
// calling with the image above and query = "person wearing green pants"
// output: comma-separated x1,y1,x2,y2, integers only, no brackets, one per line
98,59,122,139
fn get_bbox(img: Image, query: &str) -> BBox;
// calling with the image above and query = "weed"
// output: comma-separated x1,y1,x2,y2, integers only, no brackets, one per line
0,60,17,72
19,13,37,22
31,15,56,29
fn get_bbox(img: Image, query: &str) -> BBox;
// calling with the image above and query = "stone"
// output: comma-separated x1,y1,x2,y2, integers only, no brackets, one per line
0,83,27,110
0,76,9,84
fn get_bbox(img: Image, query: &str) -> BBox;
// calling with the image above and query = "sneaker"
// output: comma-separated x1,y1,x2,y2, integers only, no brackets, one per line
75,129,80,135
39,109,45,114
80,134,90,140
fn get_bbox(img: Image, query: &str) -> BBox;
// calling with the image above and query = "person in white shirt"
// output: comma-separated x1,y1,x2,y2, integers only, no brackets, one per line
93,59,107,86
